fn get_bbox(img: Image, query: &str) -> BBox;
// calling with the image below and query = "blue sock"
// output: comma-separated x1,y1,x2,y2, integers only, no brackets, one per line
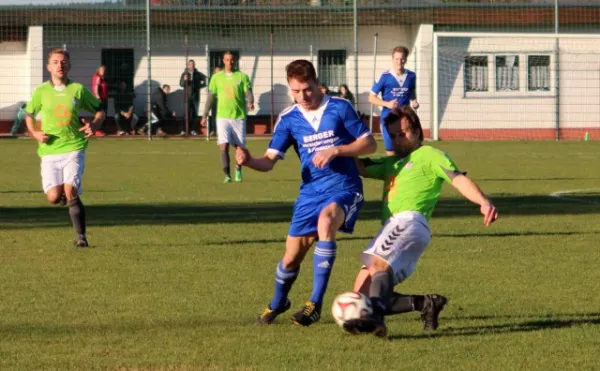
269,261,299,311
310,241,337,305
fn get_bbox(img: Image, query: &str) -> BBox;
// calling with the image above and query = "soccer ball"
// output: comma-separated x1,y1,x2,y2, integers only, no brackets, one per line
331,291,373,328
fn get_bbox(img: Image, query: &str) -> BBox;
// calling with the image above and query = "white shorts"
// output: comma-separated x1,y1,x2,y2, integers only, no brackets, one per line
216,118,246,146
40,150,86,194
361,211,431,285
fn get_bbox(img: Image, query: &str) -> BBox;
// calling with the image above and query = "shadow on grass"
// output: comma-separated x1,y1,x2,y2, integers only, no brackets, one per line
1,194,599,230
205,230,600,246
388,312,600,340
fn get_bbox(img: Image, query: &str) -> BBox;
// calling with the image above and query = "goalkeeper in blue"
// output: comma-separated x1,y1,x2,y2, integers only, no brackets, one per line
236,60,377,327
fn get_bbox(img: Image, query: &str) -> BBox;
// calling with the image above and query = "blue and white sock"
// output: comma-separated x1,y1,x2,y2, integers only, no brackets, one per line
269,261,299,311
310,241,337,305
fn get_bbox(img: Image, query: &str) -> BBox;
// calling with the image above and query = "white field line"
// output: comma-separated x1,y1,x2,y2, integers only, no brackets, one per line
549,189,600,205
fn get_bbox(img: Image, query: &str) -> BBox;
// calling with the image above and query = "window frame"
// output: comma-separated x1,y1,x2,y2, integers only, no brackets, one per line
317,49,347,89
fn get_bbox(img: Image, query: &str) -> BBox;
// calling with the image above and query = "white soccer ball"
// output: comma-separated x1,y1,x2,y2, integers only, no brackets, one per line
331,291,373,327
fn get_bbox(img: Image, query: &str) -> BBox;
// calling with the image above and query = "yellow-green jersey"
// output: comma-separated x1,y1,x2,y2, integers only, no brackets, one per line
25,81,101,157
208,71,251,120
363,146,460,223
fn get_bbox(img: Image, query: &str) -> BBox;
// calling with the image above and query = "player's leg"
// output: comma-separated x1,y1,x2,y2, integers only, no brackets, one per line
62,151,88,247
45,185,64,205
353,266,371,294
380,122,396,156
41,155,66,205
216,119,232,182
256,234,316,325
289,201,346,327
231,118,246,182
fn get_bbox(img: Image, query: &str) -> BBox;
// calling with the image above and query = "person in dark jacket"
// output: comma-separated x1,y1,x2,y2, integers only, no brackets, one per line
139,84,173,136
179,60,207,136
114,81,138,135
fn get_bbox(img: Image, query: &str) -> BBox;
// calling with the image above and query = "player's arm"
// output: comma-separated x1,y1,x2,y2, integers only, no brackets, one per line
356,157,386,179
368,93,396,110
239,113,291,171
200,93,214,127
368,74,396,109
409,74,419,109
24,90,48,142
236,148,279,172
79,86,104,137
243,74,254,111
25,114,48,143
451,174,498,226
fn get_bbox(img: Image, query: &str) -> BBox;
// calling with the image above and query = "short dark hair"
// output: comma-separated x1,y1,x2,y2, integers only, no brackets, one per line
162,84,170,89
286,59,318,83
188,59,195,65
47,48,70,64
392,46,410,58
383,106,423,141
223,51,235,60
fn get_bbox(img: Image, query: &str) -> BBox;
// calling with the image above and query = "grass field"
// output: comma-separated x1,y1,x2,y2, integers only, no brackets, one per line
1,138,600,370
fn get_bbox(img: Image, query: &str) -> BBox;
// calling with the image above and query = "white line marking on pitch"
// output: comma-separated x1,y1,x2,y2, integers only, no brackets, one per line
549,189,600,205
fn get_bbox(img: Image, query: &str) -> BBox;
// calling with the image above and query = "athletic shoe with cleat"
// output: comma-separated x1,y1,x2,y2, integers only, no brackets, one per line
256,299,292,325
343,316,388,338
223,176,232,183
291,301,321,327
74,238,89,248
420,294,448,331
234,169,242,182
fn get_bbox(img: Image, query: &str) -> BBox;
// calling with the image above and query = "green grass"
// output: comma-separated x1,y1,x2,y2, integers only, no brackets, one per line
1,138,600,370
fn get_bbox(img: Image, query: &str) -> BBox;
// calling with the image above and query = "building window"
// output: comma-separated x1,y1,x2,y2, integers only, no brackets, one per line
318,50,346,88
465,56,488,92
528,55,551,91
209,50,240,74
496,55,519,91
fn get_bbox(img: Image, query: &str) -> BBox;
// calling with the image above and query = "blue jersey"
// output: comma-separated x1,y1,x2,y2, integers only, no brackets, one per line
268,96,371,195
371,69,417,121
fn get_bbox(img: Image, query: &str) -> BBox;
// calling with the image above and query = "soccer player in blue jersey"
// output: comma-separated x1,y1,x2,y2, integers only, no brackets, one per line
369,46,419,156
236,60,377,327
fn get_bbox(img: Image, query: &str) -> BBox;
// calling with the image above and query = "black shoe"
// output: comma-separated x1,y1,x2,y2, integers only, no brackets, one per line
74,238,89,248
291,301,321,327
256,299,291,325
59,193,67,206
420,294,448,331
343,316,388,338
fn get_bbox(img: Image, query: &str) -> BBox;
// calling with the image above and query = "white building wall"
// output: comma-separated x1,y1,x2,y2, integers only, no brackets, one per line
557,38,600,129
0,42,29,121
436,35,600,130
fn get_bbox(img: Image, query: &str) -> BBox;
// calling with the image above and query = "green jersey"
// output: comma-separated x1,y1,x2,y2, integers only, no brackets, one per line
208,71,251,119
25,81,100,157
364,146,460,223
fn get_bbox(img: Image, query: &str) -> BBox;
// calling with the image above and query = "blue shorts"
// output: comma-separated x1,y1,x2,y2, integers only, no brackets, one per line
288,191,364,237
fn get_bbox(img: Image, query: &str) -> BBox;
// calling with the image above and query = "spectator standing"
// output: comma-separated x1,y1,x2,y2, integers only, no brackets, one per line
91,64,108,136
179,59,207,136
